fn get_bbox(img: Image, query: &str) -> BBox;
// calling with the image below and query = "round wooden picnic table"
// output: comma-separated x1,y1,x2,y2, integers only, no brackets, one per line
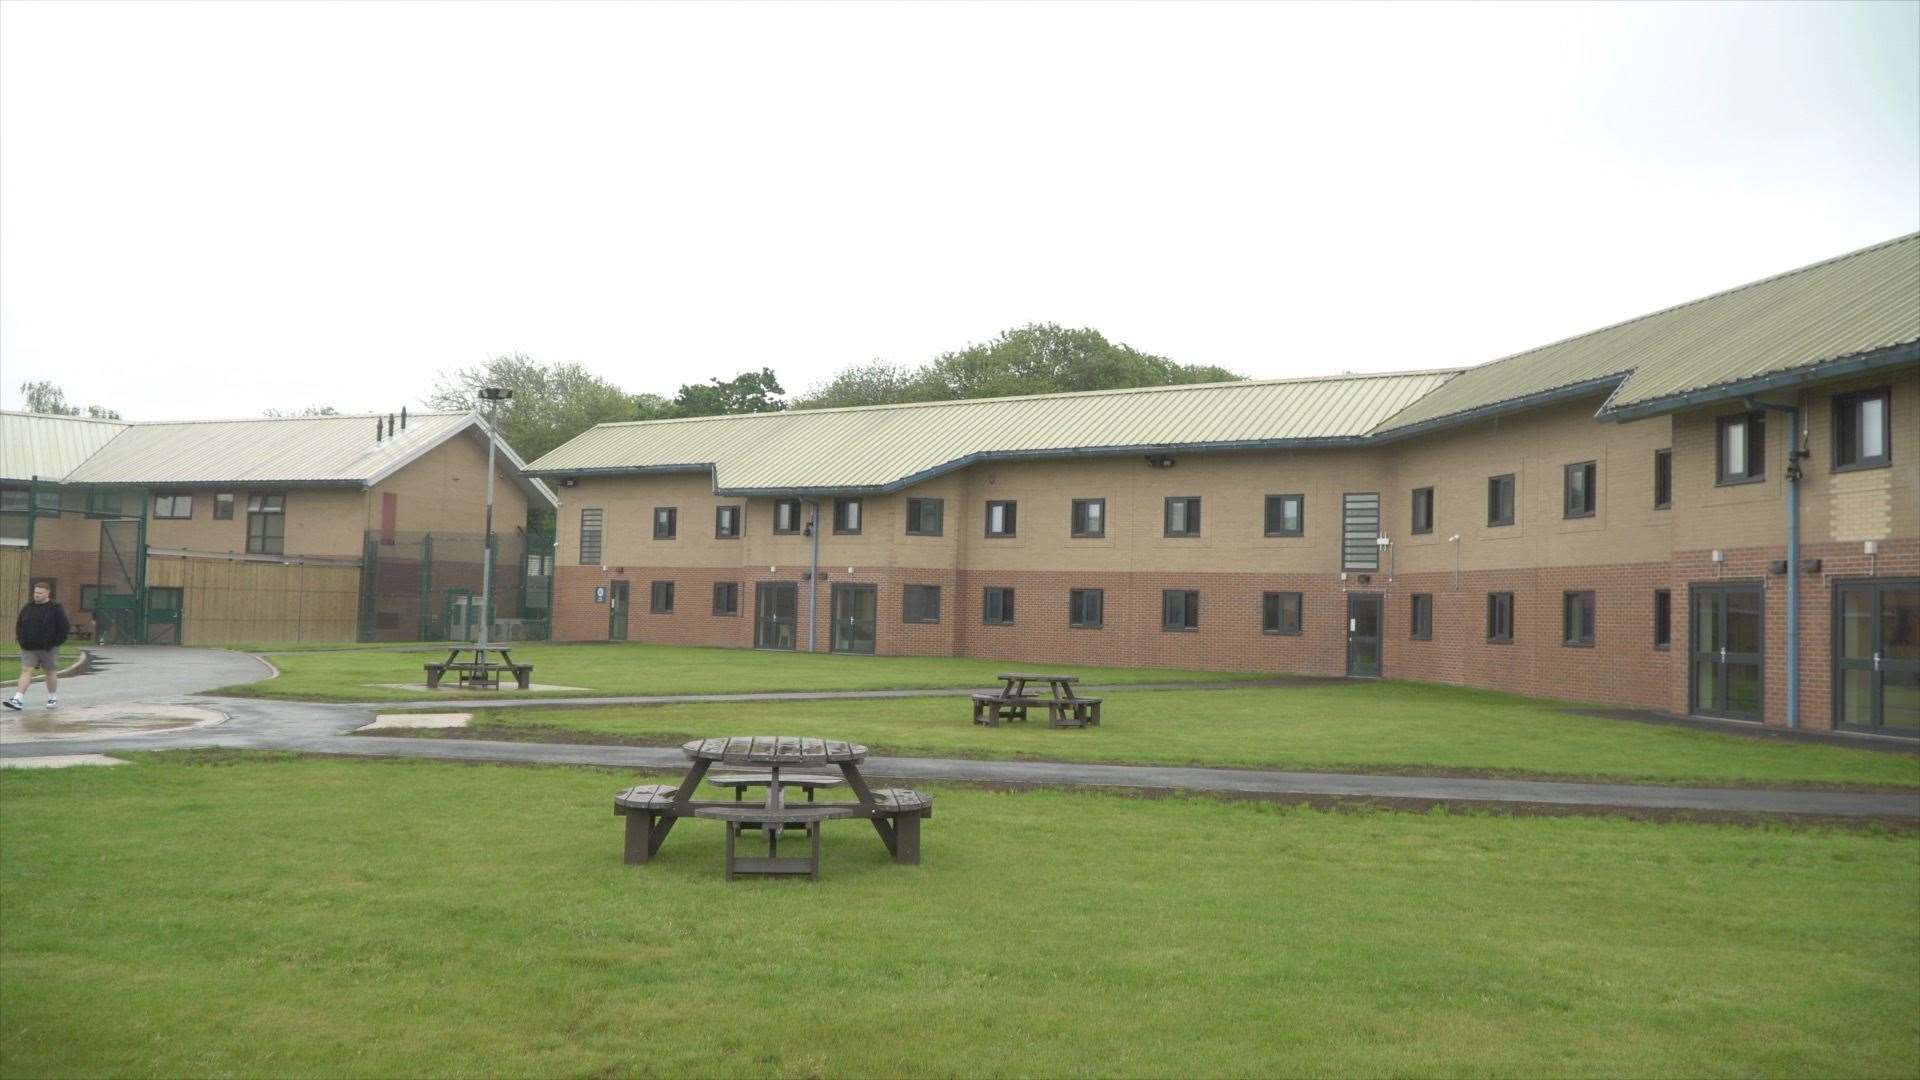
681,736,869,766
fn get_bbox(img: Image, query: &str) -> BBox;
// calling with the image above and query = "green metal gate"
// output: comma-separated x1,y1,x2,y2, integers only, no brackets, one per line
95,516,147,644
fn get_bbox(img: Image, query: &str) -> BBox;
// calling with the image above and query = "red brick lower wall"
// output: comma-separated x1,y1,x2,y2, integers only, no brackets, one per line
552,540,1920,732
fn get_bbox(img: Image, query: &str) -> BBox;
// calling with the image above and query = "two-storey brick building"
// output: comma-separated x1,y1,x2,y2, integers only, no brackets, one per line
529,234,1920,736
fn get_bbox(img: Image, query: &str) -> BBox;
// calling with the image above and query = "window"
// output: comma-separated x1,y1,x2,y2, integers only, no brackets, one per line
0,489,24,514
1716,411,1765,485
1562,591,1595,646
1164,497,1201,537
1070,498,1106,538
905,498,944,536
4,488,62,517
1653,450,1672,510
986,500,1017,538
1410,593,1433,640
1487,474,1515,526
214,493,235,520
152,492,193,520
773,498,802,534
79,585,101,612
1264,494,1304,537
650,581,674,614
653,507,677,539
1069,588,1104,629
1486,591,1514,643
1342,492,1381,571
1162,589,1199,631
833,497,862,535
245,493,285,555
903,585,942,624
1410,487,1434,535
982,587,1015,625
579,508,604,564
1262,591,1302,635
712,581,739,616
714,505,740,539
1563,461,1596,519
1653,589,1671,649
1834,388,1891,471
84,490,123,518
147,586,183,613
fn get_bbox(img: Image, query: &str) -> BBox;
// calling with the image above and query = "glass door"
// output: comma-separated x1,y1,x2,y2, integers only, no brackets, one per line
1834,580,1919,736
1690,584,1763,720
607,581,629,641
755,582,797,650
831,584,877,655
1346,592,1383,677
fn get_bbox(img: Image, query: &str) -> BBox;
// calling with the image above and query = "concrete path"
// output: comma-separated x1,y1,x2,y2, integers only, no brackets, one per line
3,647,1914,821
364,680,1293,711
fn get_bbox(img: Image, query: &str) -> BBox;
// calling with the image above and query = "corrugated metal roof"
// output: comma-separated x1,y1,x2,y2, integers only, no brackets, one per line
528,372,1458,492
0,412,131,482
1375,232,1920,433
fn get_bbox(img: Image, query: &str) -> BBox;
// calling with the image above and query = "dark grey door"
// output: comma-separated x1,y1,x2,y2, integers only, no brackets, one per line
831,584,877,655
608,581,629,641
755,582,797,650
1690,584,1762,720
1347,592,1383,677
1834,580,1919,736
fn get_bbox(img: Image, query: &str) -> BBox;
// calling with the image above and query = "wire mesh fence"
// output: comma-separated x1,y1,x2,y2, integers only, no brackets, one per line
358,530,554,642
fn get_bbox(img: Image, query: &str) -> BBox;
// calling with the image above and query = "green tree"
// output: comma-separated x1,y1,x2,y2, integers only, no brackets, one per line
262,405,341,417
671,368,787,418
427,354,659,465
787,360,946,409
18,380,122,419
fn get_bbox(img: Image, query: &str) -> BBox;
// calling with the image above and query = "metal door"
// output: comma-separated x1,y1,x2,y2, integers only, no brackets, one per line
1834,580,1919,736
1690,584,1763,721
831,584,877,655
755,582,797,650
1346,592,1383,677
608,581,629,641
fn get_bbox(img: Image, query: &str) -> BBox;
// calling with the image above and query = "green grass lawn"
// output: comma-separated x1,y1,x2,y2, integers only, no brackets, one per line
2,754,1913,1078
451,682,1920,790
214,641,1267,702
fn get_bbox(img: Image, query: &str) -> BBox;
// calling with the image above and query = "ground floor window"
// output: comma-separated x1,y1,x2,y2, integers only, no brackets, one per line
712,581,739,616
1261,591,1301,635
1563,591,1595,646
982,587,1014,625
903,585,941,624
1410,593,1432,640
1653,590,1671,648
650,581,674,613
1487,592,1514,643
1163,589,1199,631
1069,588,1103,629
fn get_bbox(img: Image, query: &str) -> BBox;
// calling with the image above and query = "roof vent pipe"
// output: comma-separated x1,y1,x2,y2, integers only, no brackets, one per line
400,407,408,430
375,418,383,443
387,413,395,438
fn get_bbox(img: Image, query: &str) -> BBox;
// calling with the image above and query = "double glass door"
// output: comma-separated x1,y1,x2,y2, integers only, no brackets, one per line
1691,585,1763,721
831,584,877,655
755,582,797,650
1834,580,1919,736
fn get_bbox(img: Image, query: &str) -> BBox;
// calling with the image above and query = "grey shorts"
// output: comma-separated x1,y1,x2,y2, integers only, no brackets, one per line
18,649,59,672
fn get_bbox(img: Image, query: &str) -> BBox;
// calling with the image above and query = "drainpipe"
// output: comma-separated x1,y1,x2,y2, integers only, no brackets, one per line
1746,397,1804,729
802,498,821,653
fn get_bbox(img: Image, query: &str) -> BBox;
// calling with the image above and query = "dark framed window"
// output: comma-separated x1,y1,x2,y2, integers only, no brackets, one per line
985,501,1017,538
1716,411,1765,485
1833,388,1891,471
1264,494,1304,537
650,581,675,614
79,584,101,612
773,498,802,534
1070,498,1106,538
1562,591,1595,646
833,497,862,535
653,507,677,539
712,581,740,616
1410,593,1433,640
27,488,59,517
1,489,27,514
1162,589,1199,631
84,490,124,519
903,585,942,624
1653,450,1672,509
152,493,193,520
982,586,1014,625
245,493,286,555
1563,461,1596,519
213,492,235,520
905,498,944,536
1069,588,1104,629
1164,497,1201,537
1487,474,1515,526
1486,591,1514,643
1653,589,1671,649
1261,591,1302,635
147,586,183,613
1410,487,1434,535
579,508,603,564
714,505,741,539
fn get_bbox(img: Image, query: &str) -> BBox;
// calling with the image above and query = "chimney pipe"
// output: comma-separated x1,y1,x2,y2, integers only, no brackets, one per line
400,406,407,430
387,413,395,438
375,418,383,443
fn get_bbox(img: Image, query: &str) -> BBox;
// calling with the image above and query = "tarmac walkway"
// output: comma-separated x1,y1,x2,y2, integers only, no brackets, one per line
2,646,1914,821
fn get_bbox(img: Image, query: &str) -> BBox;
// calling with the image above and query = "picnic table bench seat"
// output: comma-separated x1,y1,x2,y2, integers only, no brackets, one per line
972,692,1101,728
708,772,845,801
867,788,934,864
423,661,534,690
695,804,859,880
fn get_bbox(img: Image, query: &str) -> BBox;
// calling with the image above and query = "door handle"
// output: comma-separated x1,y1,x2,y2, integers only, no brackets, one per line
1349,618,1357,633
1874,652,1882,672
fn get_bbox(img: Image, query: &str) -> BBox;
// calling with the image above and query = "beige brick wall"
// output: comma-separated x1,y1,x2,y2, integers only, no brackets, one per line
369,429,531,539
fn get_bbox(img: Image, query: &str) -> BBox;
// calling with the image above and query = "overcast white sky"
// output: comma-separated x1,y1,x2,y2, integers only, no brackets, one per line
1,1,1915,420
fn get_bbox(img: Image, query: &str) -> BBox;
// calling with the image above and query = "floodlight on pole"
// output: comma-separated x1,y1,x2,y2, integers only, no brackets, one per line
476,387,512,647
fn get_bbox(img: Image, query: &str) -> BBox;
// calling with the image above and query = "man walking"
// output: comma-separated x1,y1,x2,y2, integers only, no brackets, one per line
8,581,70,711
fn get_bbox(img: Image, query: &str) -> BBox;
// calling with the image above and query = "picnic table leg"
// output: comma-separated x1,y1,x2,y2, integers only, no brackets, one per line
809,821,821,881
425,667,443,689
725,821,738,881
624,811,659,865
893,813,921,865
839,762,899,856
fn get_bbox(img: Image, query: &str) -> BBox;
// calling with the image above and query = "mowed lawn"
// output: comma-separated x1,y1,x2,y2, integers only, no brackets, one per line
214,641,1266,701
455,682,1920,789
3,755,1915,1078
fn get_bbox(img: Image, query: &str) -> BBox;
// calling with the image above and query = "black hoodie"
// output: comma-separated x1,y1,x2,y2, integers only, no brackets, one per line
15,600,71,652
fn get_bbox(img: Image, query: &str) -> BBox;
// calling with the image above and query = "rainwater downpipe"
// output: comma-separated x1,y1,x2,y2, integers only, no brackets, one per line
1746,397,1803,729
802,498,822,653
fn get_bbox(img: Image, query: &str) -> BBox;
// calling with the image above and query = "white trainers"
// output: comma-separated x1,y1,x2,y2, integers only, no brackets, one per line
45,697,58,709
3,695,21,712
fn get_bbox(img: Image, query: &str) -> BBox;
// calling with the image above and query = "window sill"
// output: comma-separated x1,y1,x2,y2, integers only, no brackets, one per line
1715,475,1766,487
1070,533,1106,540
1563,511,1595,521
981,621,1016,628
1410,634,1432,642
984,534,1017,540
833,531,862,537
1262,628,1302,637
1487,637,1512,645
1487,520,1514,528
1264,532,1304,539
1653,644,1671,652
905,531,944,538
1069,623,1103,631
1161,626,1199,633
1831,460,1890,475
1562,640,1595,648
903,618,941,625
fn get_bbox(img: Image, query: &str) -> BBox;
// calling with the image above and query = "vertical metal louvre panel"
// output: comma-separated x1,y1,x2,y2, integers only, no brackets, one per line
1343,493,1380,571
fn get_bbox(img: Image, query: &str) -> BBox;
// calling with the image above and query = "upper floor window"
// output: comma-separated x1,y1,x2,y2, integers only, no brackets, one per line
152,492,193,520
1487,474,1515,527
653,507,677,539
905,498,944,536
833,497,862,535
1716,411,1765,485
579,508,603,564
213,492,235,520
985,500,1017,538
1563,461,1596,519
1070,498,1105,539
1653,450,1672,510
714,505,740,539
1833,388,1890,471
84,490,124,519
773,498,802,534
246,493,286,555
1410,487,1434,535
1265,494,1303,537
1164,497,1201,537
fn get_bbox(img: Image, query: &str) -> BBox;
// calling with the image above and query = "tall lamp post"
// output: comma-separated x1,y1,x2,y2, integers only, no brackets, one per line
476,386,512,650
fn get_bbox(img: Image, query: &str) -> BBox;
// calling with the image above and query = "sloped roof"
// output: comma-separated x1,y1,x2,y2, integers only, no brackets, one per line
0,412,130,482
1375,232,1920,434
527,371,1458,493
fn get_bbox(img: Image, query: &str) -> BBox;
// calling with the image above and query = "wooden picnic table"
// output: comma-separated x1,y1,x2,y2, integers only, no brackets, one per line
423,645,532,690
613,736,933,878
973,673,1102,729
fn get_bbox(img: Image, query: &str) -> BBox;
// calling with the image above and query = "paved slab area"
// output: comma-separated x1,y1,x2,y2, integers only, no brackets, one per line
0,754,126,769
359,712,472,731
